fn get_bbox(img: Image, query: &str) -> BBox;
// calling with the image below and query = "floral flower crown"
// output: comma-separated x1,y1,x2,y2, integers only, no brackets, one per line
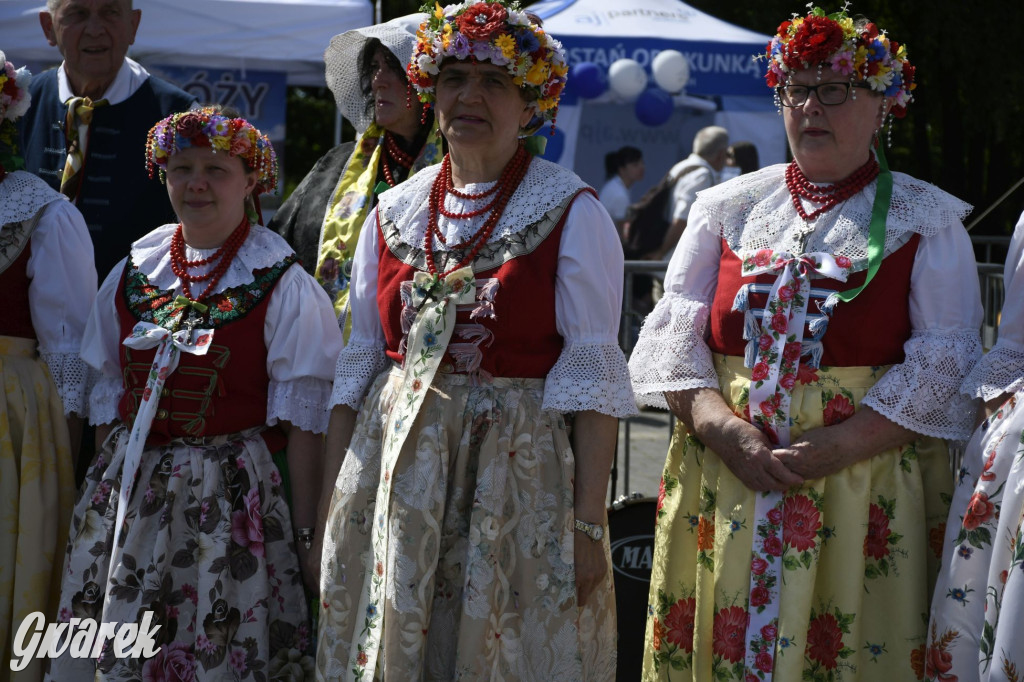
407,0,568,131
764,5,915,117
0,51,32,123
145,107,278,193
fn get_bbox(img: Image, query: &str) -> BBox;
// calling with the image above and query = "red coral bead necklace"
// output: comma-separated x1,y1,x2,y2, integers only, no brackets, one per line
381,132,416,188
424,144,530,276
786,155,879,221
169,216,250,302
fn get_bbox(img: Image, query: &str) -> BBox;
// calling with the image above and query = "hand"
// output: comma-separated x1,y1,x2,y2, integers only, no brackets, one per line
773,426,855,480
574,532,609,608
702,416,804,492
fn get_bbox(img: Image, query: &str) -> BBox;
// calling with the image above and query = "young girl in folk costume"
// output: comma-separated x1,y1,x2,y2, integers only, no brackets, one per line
630,6,982,680
926,214,1024,682
0,52,96,682
314,1,636,679
48,107,342,680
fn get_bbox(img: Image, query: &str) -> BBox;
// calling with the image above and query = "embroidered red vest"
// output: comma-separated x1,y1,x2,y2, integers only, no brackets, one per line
114,256,297,449
0,245,36,340
708,234,919,366
376,190,589,378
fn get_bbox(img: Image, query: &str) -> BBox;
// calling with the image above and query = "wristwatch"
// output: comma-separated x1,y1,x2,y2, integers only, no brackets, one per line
574,518,605,542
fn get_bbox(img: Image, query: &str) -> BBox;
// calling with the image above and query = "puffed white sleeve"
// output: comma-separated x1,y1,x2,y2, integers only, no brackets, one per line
861,223,983,441
264,264,343,434
329,208,389,409
958,213,1024,400
26,200,97,416
628,203,721,408
543,192,637,417
81,260,128,426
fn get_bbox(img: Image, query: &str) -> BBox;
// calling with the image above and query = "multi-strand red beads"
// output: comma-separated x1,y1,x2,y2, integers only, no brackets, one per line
424,144,531,276
169,217,250,302
785,156,880,221
381,132,417,188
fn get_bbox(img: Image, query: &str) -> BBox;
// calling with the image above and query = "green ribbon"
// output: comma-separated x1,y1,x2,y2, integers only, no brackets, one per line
835,145,892,303
374,180,391,195
173,295,208,314
522,134,547,157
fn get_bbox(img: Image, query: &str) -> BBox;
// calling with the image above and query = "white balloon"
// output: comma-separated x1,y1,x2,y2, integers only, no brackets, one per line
652,50,690,94
607,59,647,100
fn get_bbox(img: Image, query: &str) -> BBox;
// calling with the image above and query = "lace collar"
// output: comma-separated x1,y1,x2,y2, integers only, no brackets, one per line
377,156,590,248
0,171,66,227
696,164,972,262
130,223,295,293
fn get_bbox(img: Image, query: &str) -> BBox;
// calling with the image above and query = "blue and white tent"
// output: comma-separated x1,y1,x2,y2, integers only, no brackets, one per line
526,0,785,192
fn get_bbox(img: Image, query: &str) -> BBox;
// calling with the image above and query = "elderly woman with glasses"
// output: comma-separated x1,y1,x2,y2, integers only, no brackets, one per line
629,7,982,680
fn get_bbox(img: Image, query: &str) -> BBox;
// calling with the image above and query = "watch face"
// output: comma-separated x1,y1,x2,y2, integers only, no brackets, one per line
592,525,604,541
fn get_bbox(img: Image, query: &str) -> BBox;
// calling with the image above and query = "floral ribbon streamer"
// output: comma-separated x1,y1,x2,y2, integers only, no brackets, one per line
350,267,475,679
110,320,212,584
60,96,107,201
734,249,851,681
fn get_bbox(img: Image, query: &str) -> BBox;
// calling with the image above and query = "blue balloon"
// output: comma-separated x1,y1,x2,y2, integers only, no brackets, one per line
537,126,566,163
570,62,607,99
635,87,674,127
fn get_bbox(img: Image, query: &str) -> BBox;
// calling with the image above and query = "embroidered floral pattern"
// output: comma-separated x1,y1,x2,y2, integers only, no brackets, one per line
804,605,856,680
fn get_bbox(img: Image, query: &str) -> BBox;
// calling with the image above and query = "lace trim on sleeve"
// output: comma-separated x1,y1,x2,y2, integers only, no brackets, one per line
330,342,389,409
267,376,334,434
959,342,1024,401
628,293,719,408
542,342,637,417
861,329,982,441
39,350,89,417
88,374,123,426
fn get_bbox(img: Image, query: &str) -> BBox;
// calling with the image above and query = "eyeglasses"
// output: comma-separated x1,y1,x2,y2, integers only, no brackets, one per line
777,82,869,107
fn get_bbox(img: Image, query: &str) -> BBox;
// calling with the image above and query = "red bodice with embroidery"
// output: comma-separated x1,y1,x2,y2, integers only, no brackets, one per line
708,235,920,366
0,246,37,340
376,212,574,379
114,265,288,450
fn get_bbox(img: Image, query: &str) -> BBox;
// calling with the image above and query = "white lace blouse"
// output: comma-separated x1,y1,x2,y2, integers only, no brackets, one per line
330,157,637,418
82,224,343,433
629,164,984,441
1,171,96,417
960,213,1024,400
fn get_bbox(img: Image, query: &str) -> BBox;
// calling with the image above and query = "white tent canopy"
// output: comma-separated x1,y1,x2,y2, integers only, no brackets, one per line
525,0,786,191
0,0,373,86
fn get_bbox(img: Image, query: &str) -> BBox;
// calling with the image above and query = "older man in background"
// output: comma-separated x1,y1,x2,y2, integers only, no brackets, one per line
20,0,195,280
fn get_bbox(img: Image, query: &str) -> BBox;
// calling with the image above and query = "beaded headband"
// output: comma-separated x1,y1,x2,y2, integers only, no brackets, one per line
145,107,278,193
0,51,32,123
407,0,568,131
764,5,915,117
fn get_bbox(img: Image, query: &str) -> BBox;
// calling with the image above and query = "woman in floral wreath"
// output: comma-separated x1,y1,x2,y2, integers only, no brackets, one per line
925,213,1024,681
0,52,96,682
314,1,635,679
269,13,443,326
629,7,982,681
49,106,342,680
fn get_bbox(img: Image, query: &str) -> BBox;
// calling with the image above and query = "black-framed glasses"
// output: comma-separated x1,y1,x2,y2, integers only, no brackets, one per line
777,81,868,107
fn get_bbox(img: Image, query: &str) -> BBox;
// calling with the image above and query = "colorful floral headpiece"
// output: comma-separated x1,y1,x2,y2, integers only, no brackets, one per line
407,0,568,131
146,107,278,193
764,6,915,117
0,51,32,123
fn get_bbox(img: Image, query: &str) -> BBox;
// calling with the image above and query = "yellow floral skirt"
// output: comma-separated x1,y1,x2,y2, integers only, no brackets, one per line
643,354,951,681
0,336,74,682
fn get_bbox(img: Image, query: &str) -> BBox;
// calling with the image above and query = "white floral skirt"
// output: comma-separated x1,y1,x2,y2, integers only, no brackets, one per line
317,368,616,681
927,391,1024,682
0,337,74,682
47,425,314,681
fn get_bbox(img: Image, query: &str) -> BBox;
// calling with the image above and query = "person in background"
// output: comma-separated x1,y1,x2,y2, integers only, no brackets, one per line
926,212,1024,681
49,107,340,679
20,0,196,281
0,53,96,682
630,7,982,679
656,125,729,260
315,2,635,678
269,13,442,324
599,144,644,237
721,140,760,182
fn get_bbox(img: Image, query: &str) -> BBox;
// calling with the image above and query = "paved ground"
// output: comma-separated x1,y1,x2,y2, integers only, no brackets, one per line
608,407,675,502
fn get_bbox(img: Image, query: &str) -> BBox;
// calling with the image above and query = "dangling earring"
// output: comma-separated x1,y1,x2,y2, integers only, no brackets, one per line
885,113,894,148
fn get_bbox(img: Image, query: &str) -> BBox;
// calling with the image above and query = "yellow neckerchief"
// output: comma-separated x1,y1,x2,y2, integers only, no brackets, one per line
315,120,443,331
